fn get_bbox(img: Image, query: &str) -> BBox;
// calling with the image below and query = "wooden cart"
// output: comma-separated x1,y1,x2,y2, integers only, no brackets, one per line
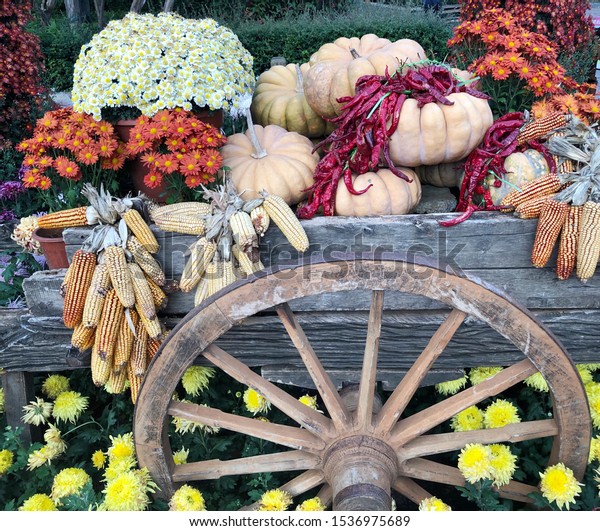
1,212,596,510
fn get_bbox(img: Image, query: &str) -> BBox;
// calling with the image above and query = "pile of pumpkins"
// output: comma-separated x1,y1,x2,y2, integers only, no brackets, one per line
222,34,545,216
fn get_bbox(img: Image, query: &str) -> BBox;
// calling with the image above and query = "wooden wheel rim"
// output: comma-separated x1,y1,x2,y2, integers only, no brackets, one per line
133,253,591,507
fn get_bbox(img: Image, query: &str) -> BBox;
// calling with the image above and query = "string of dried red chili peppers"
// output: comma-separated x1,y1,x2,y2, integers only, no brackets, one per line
297,64,490,219
439,112,556,227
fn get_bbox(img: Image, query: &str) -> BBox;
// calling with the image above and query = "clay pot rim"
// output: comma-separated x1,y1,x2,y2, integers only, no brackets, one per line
32,227,65,242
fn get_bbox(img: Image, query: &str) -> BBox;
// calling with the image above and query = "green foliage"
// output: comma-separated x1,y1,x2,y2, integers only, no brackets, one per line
457,479,512,510
0,252,43,307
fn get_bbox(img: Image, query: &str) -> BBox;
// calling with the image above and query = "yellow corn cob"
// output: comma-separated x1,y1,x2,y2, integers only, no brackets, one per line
127,362,143,404
145,274,168,310
223,260,236,287
501,173,562,210
122,208,159,253
91,342,112,387
70,323,96,352
558,159,574,175
513,195,554,219
37,206,89,229
531,199,569,268
229,211,258,252
106,368,128,394
128,262,156,320
557,205,582,280
104,245,135,308
82,263,111,328
152,212,206,235
150,202,212,220
252,259,265,273
63,250,97,329
60,260,74,298
95,289,125,361
251,206,270,236
136,301,162,339
576,201,600,282
114,309,138,372
127,236,165,286
206,261,223,297
194,276,209,306
131,317,149,377
147,336,162,362
516,112,568,145
180,238,216,292
232,243,255,275
263,194,309,252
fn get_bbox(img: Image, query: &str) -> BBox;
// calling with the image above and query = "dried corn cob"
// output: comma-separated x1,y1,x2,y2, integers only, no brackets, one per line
229,211,258,252
122,208,159,253
63,250,97,329
513,195,554,219
37,206,89,229
232,243,255,275
147,336,162,362
531,199,569,268
502,173,562,210
127,236,165,286
114,309,138,373
106,369,128,394
206,261,223,298
60,260,74,298
82,263,111,328
131,317,149,377
70,323,96,352
250,206,270,236
517,112,568,145
576,201,600,282
150,202,212,220
127,361,143,404
557,205,583,280
91,342,112,387
95,288,125,360
128,262,156,320
223,260,236,287
152,212,206,235
104,245,135,308
252,259,265,273
180,238,216,292
263,194,309,252
145,274,168,310
136,301,162,339
194,276,209,306
558,158,574,175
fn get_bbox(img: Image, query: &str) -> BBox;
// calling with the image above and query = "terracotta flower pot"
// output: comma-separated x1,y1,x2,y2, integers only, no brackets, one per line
32,227,69,270
115,109,225,203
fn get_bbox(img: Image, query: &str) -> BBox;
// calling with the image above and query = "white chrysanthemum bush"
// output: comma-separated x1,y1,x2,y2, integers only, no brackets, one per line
72,13,254,120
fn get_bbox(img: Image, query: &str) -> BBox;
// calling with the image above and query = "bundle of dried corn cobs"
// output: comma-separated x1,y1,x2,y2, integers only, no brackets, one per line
37,185,169,403
150,178,309,306
501,117,600,282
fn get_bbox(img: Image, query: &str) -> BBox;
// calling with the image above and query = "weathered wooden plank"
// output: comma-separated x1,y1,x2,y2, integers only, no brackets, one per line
1,371,39,444
0,222,19,252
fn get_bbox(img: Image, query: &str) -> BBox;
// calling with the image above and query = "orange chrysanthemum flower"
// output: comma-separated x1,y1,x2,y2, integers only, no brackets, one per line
55,158,81,180
169,119,190,139
491,65,511,81
153,110,172,126
184,174,205,189
39,113,58,130
156,155,178,174
140,152,161,169
22,154,39,167
97,138,117,158
22,169,41,188
37,155,54,168
142,123,164,141
144,170,164,189
200,149,223,175
77,148,99,166
100,155,126,171
179,154,202,177
37,175,52,191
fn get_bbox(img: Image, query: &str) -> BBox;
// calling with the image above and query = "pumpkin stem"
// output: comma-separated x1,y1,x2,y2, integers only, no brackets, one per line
245,108,268,159
295,64,304,94
349,48,361,59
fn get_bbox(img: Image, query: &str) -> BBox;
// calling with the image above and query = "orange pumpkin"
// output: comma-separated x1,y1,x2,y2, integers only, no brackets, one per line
304,34,426,119
335,168,421,216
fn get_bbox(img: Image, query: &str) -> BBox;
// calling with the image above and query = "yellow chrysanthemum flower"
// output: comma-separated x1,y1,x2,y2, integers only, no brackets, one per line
589,436,600,463
27,444,63,470
298,395,319,410
173,448,189,466
52,391,88,424
103,456,137,483
21,397,53,426
539,463,582,510
524,372,549,392
92,450,107,470
101,470,155,511
107,433,135,463
488,444,517,487
243,388,271,415
51,467,90,502
483,399,520,429
577,366,594,385
44,424,67,454
258,489,293,511
296,497,326,511
0,449,14,475
586,383,600,429
181,367,215,397
457,443,493,483
42,375,70,399
172,401,220,435
450,406,484,432
580,363,600,372
468,367,503,386
435,376,467,396
169,485,206,511
418,496,452,511
19,493,57,511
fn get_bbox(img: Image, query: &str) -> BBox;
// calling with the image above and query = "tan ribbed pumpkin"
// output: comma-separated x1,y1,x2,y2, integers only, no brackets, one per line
415,161,466,188
304,34,426,118
251,63,333,138
221,117,319,205
388,92,493,167
335,168,421,216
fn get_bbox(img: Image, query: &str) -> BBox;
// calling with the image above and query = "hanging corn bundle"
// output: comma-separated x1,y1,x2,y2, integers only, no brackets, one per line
45,184,170,403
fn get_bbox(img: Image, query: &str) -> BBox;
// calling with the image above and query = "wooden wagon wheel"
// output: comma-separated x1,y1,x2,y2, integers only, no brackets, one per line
133,254,591,510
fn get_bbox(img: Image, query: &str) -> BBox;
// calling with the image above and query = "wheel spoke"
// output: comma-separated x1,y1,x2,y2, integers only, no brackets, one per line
316,484,333,508
392,477,433,505
399,458,536,503
172,450,320,482
168,400,325,453
389,359,537,447
398,419,558,460
239,470,325,511
203,343,334,439
375,308,467,436
276,303,352,431
357,290,384,431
